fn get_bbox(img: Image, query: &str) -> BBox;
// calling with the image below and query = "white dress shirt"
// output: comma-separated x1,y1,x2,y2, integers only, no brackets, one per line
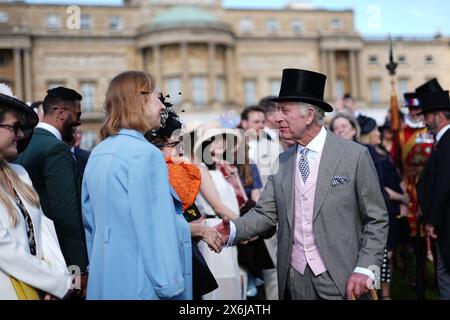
36,122,62,141
436,124,450,143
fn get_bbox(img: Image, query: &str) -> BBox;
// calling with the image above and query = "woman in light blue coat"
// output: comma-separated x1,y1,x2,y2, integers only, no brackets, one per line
82,71,192,300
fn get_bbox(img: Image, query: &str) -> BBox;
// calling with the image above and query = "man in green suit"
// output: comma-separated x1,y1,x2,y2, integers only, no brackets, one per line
16,87,88,283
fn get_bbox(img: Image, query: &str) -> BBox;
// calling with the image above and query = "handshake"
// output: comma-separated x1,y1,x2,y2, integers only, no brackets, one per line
197,217,232,253
44,271,89,300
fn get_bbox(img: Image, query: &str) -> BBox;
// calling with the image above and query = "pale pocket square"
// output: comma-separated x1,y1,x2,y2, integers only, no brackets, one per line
331,176,350,187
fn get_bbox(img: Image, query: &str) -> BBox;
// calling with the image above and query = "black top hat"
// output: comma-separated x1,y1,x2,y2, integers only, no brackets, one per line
418,91,450,115
403,78,444,108
415,78,443,94
0,93,39,153
357,115,377,136
269,69,333,112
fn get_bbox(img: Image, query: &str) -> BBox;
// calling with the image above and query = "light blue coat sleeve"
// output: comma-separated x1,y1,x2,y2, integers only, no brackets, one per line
81,177,94,263
128,150,186,298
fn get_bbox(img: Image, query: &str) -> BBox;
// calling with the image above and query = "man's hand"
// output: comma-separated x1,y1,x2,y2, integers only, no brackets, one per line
425,223,438,239
346,273,372,300
201,225,224,253
215,217,230,245
68,272,88,300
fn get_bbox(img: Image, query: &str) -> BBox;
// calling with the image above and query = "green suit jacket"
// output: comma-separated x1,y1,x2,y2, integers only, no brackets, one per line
16,127,88,271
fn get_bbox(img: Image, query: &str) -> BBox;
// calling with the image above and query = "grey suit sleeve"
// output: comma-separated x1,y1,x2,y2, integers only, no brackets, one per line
233,174,278,244
355,148,389,270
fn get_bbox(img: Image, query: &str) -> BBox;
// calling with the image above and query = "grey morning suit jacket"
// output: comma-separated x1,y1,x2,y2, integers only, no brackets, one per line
233,130,388,299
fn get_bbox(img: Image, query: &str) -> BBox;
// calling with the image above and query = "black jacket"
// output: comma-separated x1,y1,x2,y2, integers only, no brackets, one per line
417,128,450,267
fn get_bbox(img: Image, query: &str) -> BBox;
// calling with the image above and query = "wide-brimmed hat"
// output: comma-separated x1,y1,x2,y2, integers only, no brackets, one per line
269,68,333,112
404,78,444,108
418,91,450,115
192,120,243,159
0,90,39,153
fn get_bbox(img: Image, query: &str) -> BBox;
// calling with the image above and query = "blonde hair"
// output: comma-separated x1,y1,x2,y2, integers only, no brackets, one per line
0,160,40,227
100,71,156,140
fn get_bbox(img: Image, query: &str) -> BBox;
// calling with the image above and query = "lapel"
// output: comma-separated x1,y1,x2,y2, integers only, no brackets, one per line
280,146,297,232
313,130,345,222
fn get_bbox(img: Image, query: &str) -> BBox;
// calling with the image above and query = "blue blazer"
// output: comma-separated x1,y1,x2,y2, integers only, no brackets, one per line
82,129,192,300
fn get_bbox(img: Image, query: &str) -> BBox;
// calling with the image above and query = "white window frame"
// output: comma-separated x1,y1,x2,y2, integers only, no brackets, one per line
270,79,281,96
0,12,10,23
291,18,304,33
239,18,253,33
369,79,381,104
80,130,97,150
192,76,207,106
80,82,96,112
266,18,279,33
368,55,379,65
108,15,122,31
46,14,60,29
215,77,225,103
330,17,343,29
80,14,92,30
244,79,257,106
166,77,182,105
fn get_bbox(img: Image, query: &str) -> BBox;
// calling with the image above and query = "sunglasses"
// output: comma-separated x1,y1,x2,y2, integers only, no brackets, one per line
0,122,26,136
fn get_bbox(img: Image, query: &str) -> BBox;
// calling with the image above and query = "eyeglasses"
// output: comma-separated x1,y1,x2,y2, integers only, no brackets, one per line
0,122,24,136
53,107,82,121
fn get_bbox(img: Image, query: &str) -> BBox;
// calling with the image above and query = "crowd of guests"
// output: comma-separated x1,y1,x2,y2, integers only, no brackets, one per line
0,68,449,300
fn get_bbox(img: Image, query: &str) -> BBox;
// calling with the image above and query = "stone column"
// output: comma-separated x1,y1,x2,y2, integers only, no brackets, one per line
327,50,336,100
208,42,216,104
225,46,235,105
320,50,330,99
13,49,23,99
23,48,33,102
349,50,359,99
180,42,190,102
152,45,162,86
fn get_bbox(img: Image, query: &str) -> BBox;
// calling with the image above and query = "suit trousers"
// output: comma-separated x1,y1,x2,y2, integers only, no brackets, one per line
436,243,450,300
286,264,343,300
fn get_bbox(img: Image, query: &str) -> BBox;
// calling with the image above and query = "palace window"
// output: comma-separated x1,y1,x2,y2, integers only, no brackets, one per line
330,17,343,29
47,14,60,29
398,79,409,98
80,14,92,30
270,79,281,96
108,16,122,31
291,18,304,33
244,79,257,106
80,130,97,150
0,12,9,23
192,76,207,106
80,82,96,112
368,55,379,65
369,79,381,103
166,77,182,105
266,18,279,33
216,77,225,103
239,18,253,33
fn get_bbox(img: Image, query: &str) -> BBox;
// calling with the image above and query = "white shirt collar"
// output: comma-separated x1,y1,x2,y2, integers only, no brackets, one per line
264,127,279,140
436,124,450,142
299,126,327,154
36,122,62,141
